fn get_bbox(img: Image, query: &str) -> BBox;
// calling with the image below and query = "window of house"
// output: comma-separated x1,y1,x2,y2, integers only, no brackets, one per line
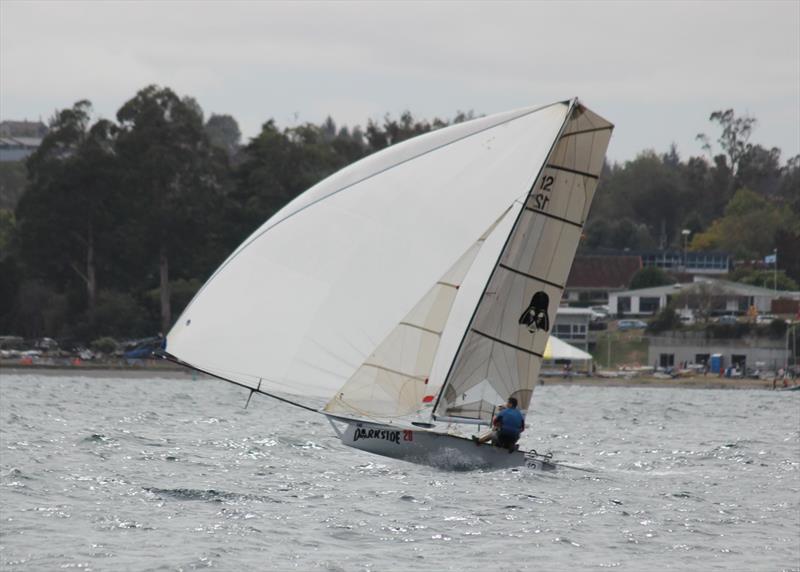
640,297,660,313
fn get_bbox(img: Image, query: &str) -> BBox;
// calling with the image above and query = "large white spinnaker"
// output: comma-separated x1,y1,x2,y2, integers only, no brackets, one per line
432,102,613,424
165,102,572,406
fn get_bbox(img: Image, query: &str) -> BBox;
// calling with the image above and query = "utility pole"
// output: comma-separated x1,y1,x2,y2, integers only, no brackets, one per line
774,248,778,292
682,229,691,272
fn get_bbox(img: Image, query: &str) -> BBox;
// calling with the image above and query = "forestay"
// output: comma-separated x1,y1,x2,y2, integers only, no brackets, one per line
165,102,571,405
432,103,613,424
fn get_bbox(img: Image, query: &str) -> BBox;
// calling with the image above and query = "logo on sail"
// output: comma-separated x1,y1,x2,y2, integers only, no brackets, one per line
518,291,550,333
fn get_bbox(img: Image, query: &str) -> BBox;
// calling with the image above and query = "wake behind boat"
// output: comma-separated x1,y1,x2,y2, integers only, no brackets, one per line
162,98,613,471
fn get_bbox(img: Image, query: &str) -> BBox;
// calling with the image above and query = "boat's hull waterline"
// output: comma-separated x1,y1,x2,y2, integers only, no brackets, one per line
334,419,556,471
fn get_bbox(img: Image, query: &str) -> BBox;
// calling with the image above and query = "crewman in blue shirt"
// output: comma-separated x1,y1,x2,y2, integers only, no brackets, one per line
472,397,525,452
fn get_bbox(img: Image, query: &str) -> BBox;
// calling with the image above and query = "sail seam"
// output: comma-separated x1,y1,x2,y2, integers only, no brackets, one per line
470,328,544,358
398,321,442,336
524,206,583,228
361,362,427,380
545,164,599,179
497,263,565,290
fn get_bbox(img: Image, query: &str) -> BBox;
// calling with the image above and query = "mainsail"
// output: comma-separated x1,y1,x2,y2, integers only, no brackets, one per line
165,102,573,406
431,102,613,424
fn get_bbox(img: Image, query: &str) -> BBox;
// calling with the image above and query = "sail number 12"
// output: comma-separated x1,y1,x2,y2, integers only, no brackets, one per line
532,174,554,210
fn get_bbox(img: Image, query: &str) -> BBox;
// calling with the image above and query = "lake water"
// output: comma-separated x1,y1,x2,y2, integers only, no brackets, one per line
1,370,798,571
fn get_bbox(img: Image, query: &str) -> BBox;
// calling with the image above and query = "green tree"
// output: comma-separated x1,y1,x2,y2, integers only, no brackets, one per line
691,188,793,259
696,109,756,181
116,85,223,333
15,101,119,325
629,266,672,290
205,114,242,157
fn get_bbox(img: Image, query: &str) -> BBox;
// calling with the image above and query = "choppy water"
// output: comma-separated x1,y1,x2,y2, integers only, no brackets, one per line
1,370,798,571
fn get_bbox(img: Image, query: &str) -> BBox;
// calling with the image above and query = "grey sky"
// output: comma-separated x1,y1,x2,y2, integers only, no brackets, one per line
2,0,798,163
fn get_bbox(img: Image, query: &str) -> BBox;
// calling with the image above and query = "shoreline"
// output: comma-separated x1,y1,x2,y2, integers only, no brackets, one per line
1,364,792,390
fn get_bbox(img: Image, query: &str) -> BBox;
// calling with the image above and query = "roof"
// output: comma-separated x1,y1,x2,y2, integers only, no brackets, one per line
612,279,799,299
556,307,593,316
566,255,641,289
0,120,47,138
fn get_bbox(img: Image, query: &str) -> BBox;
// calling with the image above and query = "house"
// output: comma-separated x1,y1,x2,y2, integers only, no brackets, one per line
608,279,799,317
639,250,731,275
0,120,46,162
648,331,788,371
553,307,593,351
563,255,641,306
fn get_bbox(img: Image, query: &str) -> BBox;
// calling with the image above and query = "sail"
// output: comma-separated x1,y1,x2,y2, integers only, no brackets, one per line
432,102,613,423
323,210,512,419
166,102,572,404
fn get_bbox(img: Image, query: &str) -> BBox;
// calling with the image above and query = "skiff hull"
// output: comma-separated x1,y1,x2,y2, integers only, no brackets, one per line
337,419,556,471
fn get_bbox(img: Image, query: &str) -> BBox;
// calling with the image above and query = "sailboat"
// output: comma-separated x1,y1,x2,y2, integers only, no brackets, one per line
162,98,613,471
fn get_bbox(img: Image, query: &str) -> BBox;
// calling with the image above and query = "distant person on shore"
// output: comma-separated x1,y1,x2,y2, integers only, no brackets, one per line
473,397,525,452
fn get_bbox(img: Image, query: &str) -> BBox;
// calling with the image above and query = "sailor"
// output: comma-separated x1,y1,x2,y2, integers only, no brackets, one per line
473,397,525,452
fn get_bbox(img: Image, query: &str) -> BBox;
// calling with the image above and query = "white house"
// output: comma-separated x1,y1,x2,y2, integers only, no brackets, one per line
608,279,799,317
553,307,593,350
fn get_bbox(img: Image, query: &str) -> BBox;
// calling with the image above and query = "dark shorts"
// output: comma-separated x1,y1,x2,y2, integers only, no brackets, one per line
493,429,520,449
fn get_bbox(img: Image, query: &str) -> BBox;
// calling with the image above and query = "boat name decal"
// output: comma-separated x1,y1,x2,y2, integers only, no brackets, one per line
353,428,402,444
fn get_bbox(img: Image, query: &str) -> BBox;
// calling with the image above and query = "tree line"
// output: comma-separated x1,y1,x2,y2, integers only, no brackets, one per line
0,85,797,344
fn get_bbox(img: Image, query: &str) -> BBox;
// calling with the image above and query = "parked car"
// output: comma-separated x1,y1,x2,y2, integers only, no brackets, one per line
589,305,611,321
716,315,738,325
755,314,784,324
617,319,648,330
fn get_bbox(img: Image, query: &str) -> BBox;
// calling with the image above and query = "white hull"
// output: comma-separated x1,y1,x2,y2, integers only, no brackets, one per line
336,419,556,471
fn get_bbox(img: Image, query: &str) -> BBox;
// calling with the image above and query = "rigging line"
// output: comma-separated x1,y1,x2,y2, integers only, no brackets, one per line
470,329,544,358
524,206,583,229
497,263,564,290
545,163,599,180
177,102,568,320
431,98,578,417
157,351,320,414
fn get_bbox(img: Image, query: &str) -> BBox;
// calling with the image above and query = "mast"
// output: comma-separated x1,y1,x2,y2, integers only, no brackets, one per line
431,100,614,424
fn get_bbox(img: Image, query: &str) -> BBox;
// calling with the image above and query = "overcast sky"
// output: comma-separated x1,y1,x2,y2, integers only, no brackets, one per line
2,0,798,163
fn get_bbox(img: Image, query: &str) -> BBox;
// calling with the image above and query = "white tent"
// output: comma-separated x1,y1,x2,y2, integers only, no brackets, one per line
543,336,592,361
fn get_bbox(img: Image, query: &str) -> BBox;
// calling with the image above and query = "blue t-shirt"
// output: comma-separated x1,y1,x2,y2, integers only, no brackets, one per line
496,408,524,436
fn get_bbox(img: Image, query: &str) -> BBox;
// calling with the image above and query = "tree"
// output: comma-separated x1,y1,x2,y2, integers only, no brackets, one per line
588,151,689,249
116,85,223,333
630,266,672,290
728,267,799,291
690,188,793,259
205,114,242,157
696,109,756,180
15,101,119,325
